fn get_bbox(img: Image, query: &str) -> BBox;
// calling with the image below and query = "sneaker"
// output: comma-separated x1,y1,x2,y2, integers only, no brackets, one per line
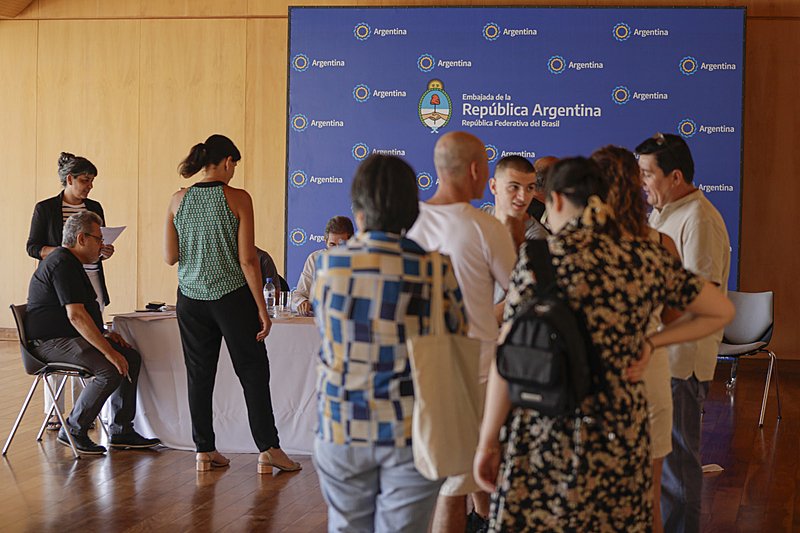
465,509,489,533
109,431,162,449
57,429,106,455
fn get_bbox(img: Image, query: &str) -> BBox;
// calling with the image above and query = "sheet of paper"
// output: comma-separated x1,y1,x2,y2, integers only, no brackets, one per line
101,226,126,245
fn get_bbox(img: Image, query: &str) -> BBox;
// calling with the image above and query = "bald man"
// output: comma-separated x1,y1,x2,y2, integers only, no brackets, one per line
526,155,559,226
407,131,517,533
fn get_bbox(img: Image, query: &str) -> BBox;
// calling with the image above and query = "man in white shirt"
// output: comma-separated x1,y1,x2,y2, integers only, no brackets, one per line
408,131,517,533
292,216,353,315
636,133,730,533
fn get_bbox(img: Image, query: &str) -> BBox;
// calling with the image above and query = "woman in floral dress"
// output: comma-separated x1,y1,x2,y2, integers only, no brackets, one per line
473,157,733,532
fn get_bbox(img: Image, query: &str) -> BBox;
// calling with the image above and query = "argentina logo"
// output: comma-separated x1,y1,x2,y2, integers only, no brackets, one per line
291,114,308,132
613,23,630,41
680,56,698,76
290,228,307,246
418,79,452,134
292,54,309,72
354,23,371,41
548,56,566,74
417,172,434,191
485,144,499,163
290,170,307,189
353,84,370,102
612,86,630,105
352,143,370,161
678,119,697,138
418,54,435,72
483,23,500,41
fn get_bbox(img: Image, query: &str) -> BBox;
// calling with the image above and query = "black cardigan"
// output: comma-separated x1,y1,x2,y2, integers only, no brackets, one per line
26,191,110,306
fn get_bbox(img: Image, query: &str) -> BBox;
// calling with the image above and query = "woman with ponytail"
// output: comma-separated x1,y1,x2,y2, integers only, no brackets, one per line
27,152,116,430
473,157,734,532
164,134,300,473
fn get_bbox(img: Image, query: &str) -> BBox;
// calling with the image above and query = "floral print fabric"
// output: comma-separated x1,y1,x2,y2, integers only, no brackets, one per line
490,218,704,533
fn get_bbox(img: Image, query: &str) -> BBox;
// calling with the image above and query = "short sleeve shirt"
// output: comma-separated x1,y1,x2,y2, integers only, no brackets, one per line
649,189,731,380
25,247,104,340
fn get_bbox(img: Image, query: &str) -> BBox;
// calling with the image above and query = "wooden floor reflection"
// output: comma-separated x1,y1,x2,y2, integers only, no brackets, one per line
0,340,793,532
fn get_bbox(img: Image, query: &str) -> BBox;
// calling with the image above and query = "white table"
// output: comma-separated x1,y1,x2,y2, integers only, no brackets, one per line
112,314,319,454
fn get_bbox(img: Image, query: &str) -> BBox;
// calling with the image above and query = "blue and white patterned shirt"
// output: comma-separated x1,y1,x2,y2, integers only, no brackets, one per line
312,231,467,447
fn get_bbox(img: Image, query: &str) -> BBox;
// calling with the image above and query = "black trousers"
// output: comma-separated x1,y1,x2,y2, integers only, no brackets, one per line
176,285,280,453
33,336,141,436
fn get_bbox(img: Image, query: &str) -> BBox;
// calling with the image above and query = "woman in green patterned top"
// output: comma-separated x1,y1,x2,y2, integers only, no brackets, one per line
164,134,300,474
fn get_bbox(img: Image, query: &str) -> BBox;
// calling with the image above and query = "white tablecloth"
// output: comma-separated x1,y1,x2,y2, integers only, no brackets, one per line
112,314,320,454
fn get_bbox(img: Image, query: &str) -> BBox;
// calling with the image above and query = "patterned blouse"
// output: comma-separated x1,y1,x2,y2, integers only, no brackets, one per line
490,217,704,533
173,181,247,300
312,231,467,447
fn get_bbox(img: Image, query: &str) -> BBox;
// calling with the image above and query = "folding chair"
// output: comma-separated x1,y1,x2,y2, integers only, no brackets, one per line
3,304,108,458
718,291,782,427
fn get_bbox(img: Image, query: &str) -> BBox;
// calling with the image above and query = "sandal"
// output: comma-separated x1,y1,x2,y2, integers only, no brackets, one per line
46,417,61,431
196,452,230,472
257,450,302,474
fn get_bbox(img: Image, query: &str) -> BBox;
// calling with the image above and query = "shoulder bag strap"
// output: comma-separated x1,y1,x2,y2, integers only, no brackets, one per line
525,239,556,293
429,251,445,335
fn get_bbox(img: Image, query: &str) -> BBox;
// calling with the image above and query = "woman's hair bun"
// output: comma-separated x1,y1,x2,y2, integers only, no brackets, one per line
58,152,75,169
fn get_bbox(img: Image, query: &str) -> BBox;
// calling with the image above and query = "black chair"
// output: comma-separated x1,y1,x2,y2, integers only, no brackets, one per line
3,304,108,458
717,291,781,427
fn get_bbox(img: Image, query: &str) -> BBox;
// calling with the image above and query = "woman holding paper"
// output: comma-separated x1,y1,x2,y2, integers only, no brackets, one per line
26,152,116,430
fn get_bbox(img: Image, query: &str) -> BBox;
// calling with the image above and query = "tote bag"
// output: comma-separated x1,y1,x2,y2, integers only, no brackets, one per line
407,251,483,481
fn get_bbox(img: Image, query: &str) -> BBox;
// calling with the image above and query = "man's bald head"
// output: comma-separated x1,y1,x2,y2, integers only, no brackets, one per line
433,131,487,182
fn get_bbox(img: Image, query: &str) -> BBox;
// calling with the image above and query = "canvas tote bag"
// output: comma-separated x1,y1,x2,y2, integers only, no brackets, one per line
407,251,483,481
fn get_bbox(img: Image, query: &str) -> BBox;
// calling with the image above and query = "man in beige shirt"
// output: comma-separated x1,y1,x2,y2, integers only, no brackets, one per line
636,133,730,533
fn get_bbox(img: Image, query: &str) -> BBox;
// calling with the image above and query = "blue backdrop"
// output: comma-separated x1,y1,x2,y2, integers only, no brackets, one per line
286,7,745,291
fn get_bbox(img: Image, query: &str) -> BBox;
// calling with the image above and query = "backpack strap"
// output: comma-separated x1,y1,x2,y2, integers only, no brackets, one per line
525,239,557,293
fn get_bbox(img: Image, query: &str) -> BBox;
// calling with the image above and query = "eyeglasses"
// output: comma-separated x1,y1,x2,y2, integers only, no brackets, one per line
84,233,104,244
650,132,681,168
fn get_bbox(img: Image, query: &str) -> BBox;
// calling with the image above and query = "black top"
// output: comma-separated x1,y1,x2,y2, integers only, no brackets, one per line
25,247,104,341
526,197,546,221
256,247,289,290
26,191,110,305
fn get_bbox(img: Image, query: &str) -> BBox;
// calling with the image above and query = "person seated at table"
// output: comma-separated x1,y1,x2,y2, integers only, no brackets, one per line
24,211,160,454
312,154,468,532
292,215,354,316
256,246,288,291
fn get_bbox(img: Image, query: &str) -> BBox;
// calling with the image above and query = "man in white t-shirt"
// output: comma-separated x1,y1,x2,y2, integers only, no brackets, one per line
407,131,517,533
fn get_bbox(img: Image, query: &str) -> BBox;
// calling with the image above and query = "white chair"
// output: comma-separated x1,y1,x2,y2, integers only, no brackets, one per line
717,291,781,427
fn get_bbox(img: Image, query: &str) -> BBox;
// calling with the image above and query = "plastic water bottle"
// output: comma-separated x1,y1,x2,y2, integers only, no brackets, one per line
263,278,276,317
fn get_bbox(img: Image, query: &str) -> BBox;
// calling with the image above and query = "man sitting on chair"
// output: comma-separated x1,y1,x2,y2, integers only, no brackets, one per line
24,211,160,454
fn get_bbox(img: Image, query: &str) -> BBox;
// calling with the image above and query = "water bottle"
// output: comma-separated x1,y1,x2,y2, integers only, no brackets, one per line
263,278,276,317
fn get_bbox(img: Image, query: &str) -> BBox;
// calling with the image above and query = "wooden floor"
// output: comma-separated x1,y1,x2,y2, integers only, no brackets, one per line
0,339,793,533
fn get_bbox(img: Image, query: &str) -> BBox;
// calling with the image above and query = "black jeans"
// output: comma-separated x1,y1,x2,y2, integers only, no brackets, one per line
32,336,141,436
177,285,280,453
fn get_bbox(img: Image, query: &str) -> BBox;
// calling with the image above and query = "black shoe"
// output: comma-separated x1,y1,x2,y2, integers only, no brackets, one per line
109,431,162,449
465,510,489,533
57,429,106,455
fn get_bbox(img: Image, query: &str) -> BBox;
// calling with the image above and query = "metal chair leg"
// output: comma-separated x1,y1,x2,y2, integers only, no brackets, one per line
770,351,781,420
42,378,80,459
759,350,780,427
37,374,69,441
2,377,40,455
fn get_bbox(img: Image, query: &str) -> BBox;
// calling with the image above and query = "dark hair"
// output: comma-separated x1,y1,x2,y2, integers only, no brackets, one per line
178,134,241,179
350,155,420,234
58,152,97,187
495,155,534,176
591,145,648,238
533,156,558,192
634,133,694,184
546,157,619,238
324,216,355,240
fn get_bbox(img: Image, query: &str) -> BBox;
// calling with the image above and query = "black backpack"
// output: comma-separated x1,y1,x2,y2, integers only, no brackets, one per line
496,240,603,417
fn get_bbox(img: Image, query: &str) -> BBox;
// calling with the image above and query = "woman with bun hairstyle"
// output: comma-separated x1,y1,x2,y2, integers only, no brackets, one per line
164,134,300,473
27,152,117,430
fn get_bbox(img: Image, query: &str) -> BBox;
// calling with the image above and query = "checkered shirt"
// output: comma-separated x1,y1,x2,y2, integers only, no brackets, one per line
312,231,467,447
